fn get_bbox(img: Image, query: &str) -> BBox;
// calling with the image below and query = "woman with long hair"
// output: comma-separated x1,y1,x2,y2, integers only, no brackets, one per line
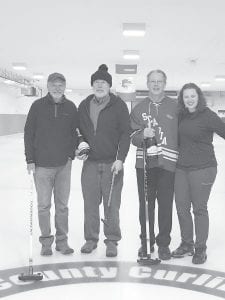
172,83,225,264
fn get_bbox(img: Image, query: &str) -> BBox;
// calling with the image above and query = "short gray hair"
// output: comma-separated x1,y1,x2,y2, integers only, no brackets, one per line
147,69,167,82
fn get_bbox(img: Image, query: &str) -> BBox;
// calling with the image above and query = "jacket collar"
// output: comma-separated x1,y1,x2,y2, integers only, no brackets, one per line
46,92,66,104
92,94,110,105
85,92,116,107
147,94,167,104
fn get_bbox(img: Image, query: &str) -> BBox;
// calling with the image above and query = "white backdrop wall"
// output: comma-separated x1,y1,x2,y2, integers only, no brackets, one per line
0,83,36,135
205,91,225,113
0,83,35,114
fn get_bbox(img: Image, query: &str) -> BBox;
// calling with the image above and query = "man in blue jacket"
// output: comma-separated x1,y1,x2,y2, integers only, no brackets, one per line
77,65,130,257
24,73,78,256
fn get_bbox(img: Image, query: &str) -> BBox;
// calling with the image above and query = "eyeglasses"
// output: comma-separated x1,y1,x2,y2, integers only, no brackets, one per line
149,80,164,85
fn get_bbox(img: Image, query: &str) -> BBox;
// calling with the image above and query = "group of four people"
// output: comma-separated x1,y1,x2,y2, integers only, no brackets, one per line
24,64,225,264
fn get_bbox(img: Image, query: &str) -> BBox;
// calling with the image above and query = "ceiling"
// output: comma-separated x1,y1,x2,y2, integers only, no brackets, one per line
1,0,225,93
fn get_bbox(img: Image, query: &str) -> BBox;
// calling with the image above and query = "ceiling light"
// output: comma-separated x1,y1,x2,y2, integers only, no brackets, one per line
123,50,140,60
200,82,211,87
4,79,14,85
32,73,44,80
122,23,146,37
12,63,27,71
215,75,225,81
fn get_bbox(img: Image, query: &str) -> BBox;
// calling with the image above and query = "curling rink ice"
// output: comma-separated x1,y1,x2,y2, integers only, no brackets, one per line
1,133,225,299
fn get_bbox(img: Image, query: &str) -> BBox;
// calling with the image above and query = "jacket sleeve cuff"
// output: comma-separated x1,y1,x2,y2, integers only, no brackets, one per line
69,152,75,160
117,154,126,163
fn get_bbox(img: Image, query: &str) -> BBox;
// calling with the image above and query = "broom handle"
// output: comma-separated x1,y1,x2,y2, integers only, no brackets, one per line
107,172,116,208
143,140,150,255
29,174,34,272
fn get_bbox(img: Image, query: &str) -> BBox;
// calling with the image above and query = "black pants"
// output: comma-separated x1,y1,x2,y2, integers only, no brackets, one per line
136,167,175,248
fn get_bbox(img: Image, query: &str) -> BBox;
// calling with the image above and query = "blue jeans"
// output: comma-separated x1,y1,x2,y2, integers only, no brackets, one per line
34,160,72,246
175,167,217,248
81,160,123,244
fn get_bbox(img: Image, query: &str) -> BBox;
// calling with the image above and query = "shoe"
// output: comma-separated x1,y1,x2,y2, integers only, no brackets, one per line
106,242,117,257
171,242,194,258
192,247,207,264
56,244,74,255
80,241,97,254
39,235,54,256
158,246,171,260
41,245,53,256
138,245,154,257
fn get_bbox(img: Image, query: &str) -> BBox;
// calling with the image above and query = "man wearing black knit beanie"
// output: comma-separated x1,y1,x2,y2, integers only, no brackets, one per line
76,64,130,257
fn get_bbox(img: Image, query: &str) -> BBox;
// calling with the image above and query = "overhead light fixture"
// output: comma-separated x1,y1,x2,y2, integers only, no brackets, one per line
12,63,27,71
200,82,211,87
123,50,140,60
215,75,225,81
32,73,44,80
122,23,146,37
4,79,14,85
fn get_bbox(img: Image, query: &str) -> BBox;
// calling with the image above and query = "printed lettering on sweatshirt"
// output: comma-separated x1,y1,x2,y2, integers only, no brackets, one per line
141,113,167,145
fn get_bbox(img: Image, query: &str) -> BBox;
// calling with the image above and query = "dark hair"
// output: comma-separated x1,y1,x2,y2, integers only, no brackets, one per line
177,82,207,117
147,69,167,82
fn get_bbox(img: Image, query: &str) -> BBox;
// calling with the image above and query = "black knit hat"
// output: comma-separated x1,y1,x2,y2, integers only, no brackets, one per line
91,64,112,87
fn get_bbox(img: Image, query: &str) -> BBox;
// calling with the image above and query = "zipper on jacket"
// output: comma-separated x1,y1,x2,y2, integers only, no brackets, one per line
153,102,160,115
55,104,58,118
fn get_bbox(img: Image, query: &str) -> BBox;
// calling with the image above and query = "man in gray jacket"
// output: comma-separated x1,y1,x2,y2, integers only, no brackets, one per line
24,73,78,256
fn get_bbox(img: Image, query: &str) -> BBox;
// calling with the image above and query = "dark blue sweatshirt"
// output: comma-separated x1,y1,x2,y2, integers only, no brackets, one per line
24,93,78,167
177,107,225,170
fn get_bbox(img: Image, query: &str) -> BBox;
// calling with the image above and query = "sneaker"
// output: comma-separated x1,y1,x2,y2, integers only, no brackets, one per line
41,245,53,256
192,247,207,264
158,246,171,260
172,242,194,258
106,242,117,257
138,245,155,257
80,241,97,254
56,244,74,255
